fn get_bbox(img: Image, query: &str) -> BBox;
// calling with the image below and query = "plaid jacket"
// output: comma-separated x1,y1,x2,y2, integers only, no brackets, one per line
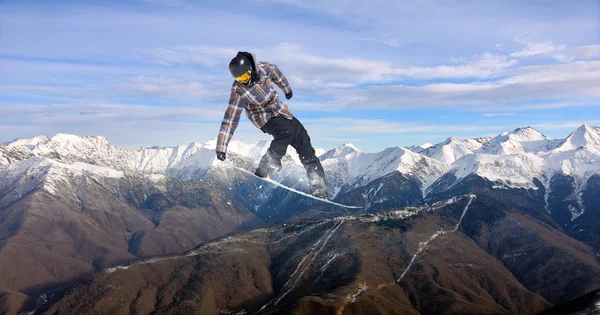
216,62,294,153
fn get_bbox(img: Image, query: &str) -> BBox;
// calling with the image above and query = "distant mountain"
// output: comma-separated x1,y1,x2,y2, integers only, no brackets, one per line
2,125,600,314
2,135,50,149
555,124,600,153
417,136,492,164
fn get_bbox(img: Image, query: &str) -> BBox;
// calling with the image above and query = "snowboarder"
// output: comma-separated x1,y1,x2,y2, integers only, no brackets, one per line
215,51,328,199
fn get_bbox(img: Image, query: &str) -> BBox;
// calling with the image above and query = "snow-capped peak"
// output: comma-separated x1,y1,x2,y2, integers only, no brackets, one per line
50,133,109,146
343,143,360,152
0,157,124,208
555,124,600,153
320,143,361,160
323,146,451,198
419,137,490,164
510,127,548,142
3,135,50,149
480,127,552,155
452,152,546,190
201,138,218,149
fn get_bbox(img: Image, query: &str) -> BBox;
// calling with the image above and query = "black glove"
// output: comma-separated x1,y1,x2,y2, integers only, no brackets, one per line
216,151,226,161
285,90,293,100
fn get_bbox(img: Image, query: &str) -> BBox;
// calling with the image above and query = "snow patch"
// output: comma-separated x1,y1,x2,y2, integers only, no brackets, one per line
345,282,368,303
106,266,130,274
4,135,50,149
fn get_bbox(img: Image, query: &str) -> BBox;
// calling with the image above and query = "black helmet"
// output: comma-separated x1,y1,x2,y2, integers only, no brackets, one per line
229,52,252,78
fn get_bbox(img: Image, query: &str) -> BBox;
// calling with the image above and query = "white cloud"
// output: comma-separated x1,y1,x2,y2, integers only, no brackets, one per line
141,42,519,88
358,36,402,47
144,46,238,67
0,103,226,124
572,45,600,59
532,120,600,131
510,40,600,63
314,59,600,110
113,76,228,99
269,44,518,83
483,113,517,117
303,117,510,134
511,40,571,61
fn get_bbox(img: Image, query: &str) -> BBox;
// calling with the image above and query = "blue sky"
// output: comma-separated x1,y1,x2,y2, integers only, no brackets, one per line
0,0,599,152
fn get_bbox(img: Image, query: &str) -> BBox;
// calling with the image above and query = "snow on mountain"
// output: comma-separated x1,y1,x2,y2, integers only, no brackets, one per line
452,153,546,189
32,134,140,170
479,127,558,155
421,142,434,149
405,142,434,153
2,125,599,209
446,125,600,194
320,143,361,160
321,146,451,198
0,134,307,187
227,140,271,161
0,156,124,209
419,137,491,164
137,142,208,174
555,124,600,153
0,145,35,167
545,131,600,191
3,135,50,149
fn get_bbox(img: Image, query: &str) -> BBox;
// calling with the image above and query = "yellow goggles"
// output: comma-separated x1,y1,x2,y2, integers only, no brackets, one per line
235,70,251,83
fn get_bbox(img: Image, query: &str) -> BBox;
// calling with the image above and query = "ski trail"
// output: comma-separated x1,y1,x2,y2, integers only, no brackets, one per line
274,220,344,305
256,220,344,312
267,221,330,245
454,196,473,232
397,230,447,283
319,253,339,274
227,163,362,209
397,195,475,283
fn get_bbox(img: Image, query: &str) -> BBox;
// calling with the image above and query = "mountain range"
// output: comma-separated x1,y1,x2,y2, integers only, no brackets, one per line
1,125,599,314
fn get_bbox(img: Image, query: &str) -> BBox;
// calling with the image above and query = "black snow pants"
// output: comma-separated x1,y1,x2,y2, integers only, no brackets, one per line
255,115,327,197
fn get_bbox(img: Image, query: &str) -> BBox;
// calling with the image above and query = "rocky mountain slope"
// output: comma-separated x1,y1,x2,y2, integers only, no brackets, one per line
43,196,600,314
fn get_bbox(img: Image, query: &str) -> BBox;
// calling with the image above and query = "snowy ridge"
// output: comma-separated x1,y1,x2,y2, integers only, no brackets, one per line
453,153,546,189
320,143,361,160
0,151,7,166
419,137,491,164
322,146,451,198
423,125,600,197
2,126,600,219
555,124,600,153
0,157,124,209
479,127,553,155
3,135,50,149
32,134,140,170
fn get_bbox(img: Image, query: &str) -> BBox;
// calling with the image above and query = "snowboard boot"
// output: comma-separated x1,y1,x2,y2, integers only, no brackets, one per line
311,187,328,200
309,177,328,200
254,168,269,178
255,152,282,178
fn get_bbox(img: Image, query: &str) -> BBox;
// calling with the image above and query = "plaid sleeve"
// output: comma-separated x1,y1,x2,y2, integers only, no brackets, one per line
216,85,243,153
268,63,292,95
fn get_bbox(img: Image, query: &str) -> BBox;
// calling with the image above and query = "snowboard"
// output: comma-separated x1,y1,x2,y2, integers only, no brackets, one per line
229,164,362,209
